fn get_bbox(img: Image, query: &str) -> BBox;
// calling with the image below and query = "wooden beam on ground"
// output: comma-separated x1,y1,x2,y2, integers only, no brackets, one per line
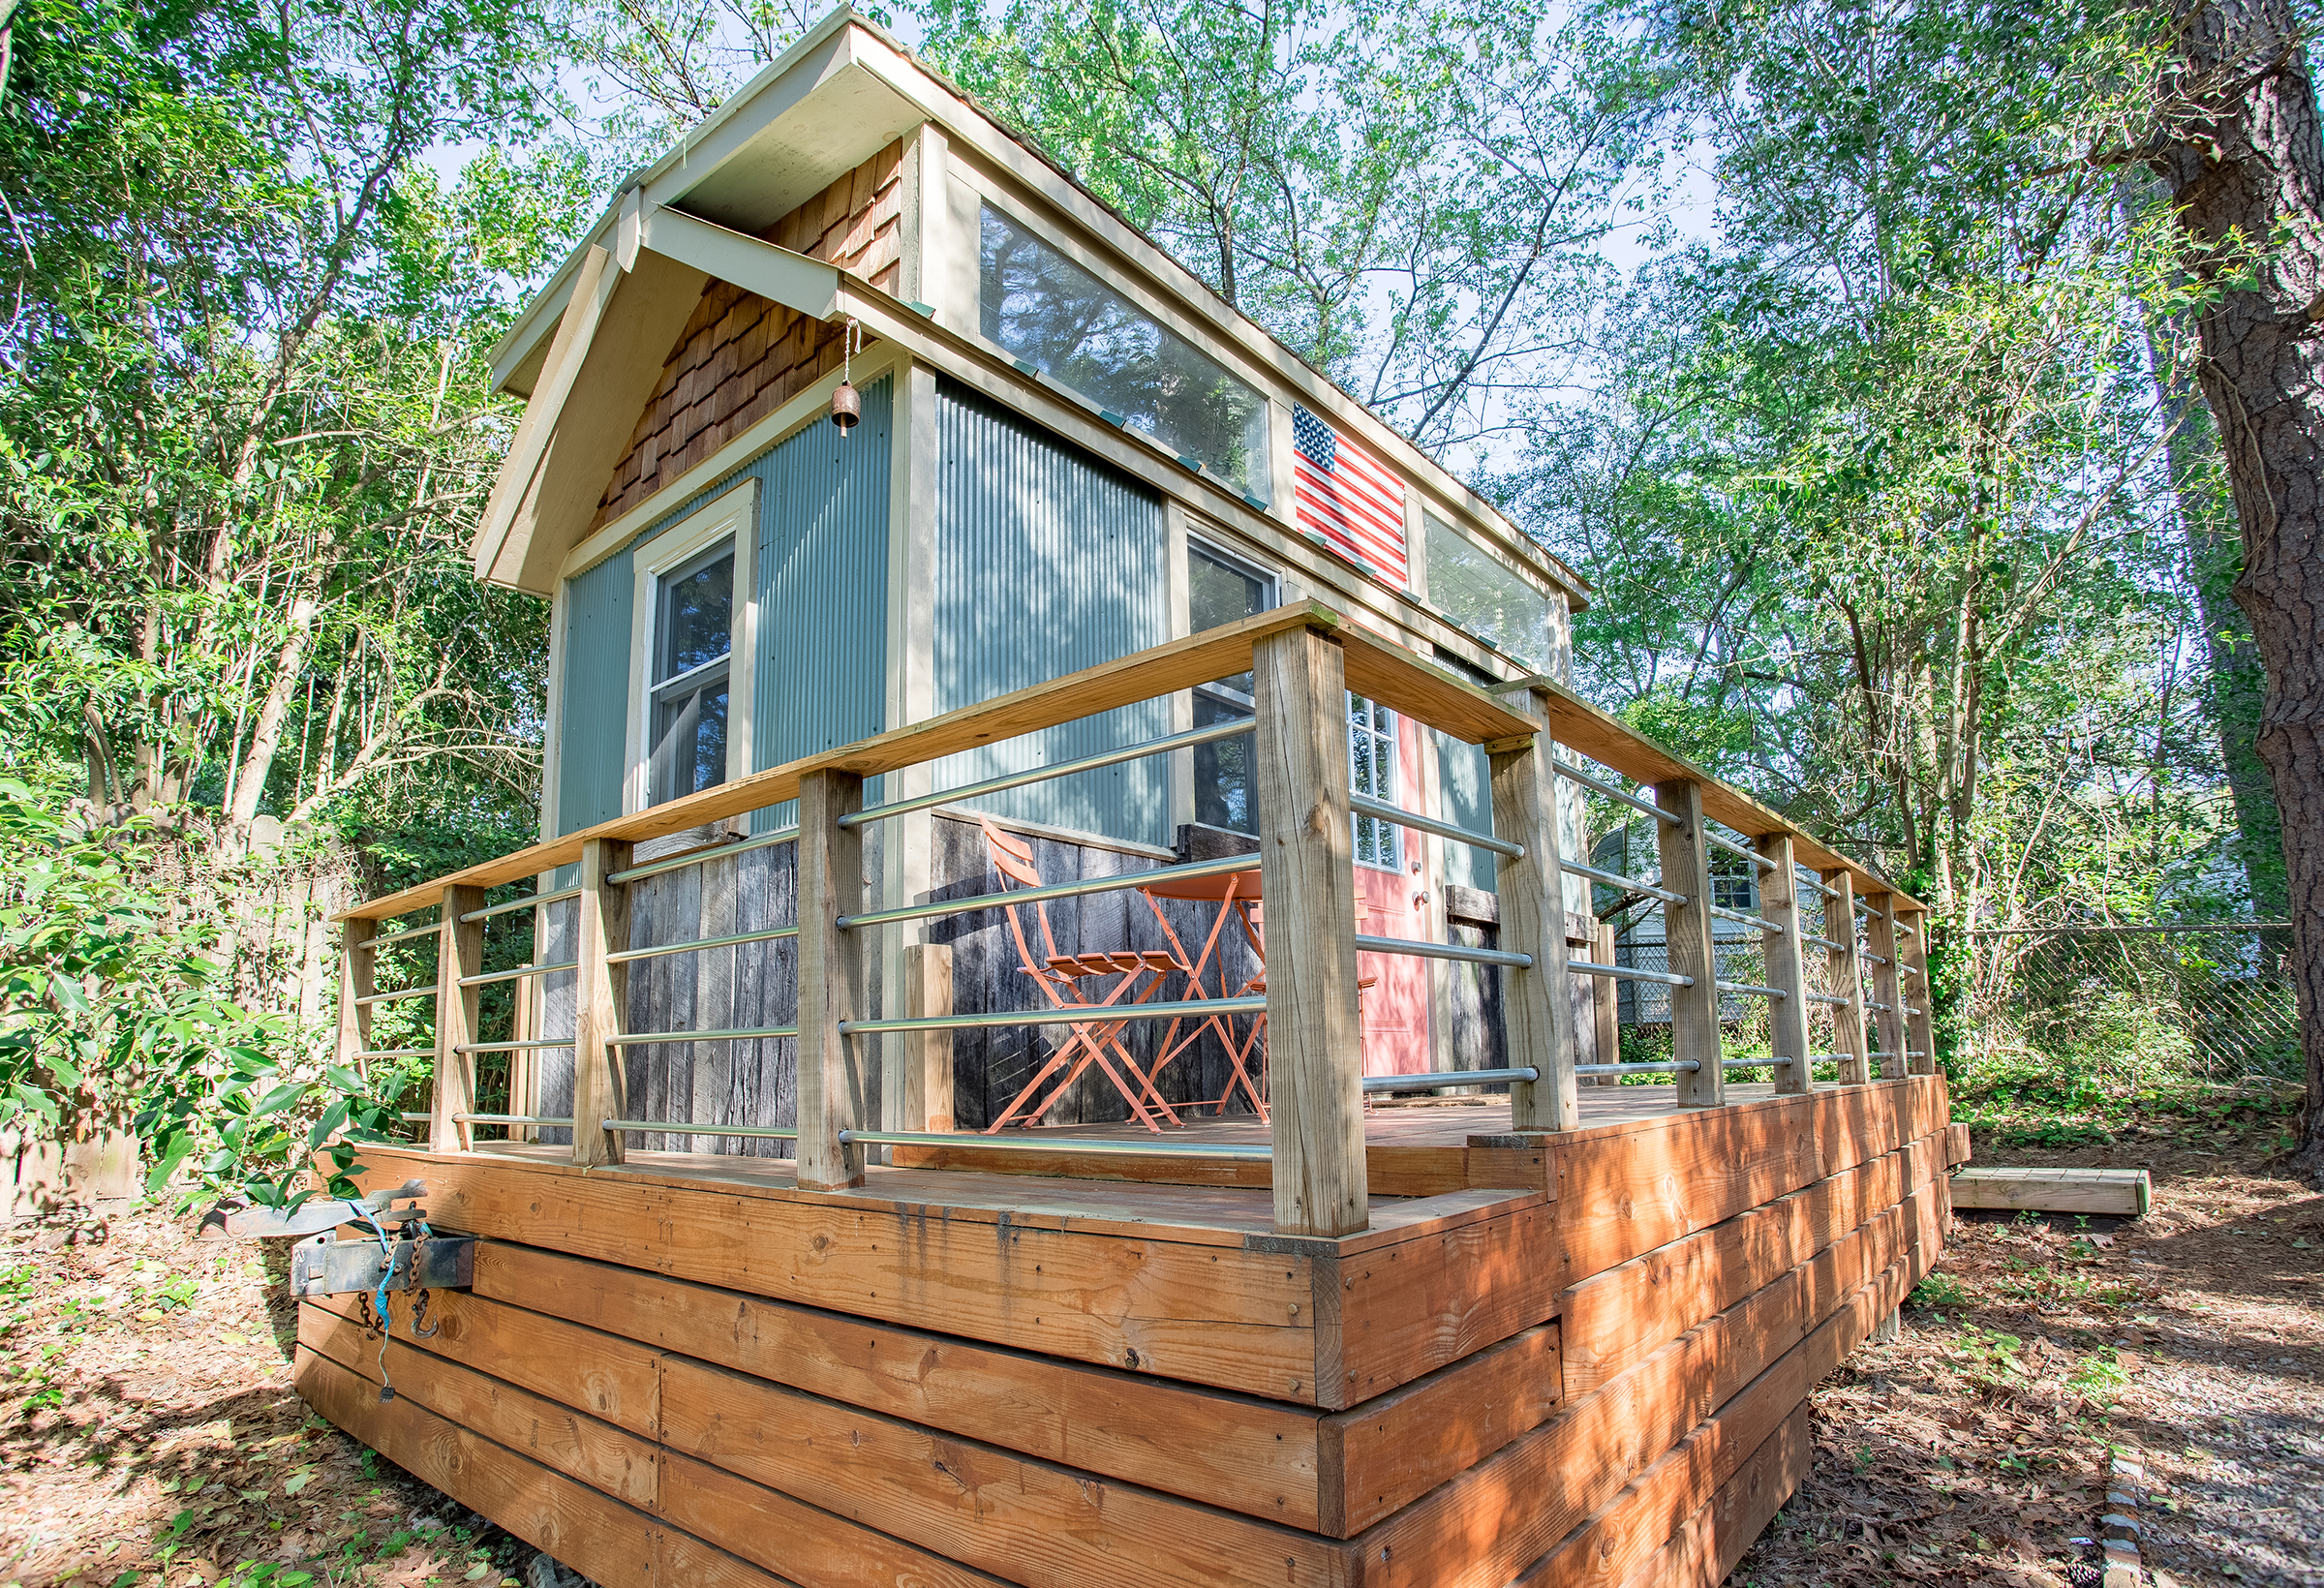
1756,834,1810,1097
796,767,868,1191
433,884,486,1154
1491,689,1578,1130
1948,1166,2150,1216
1823,869,1867,1087
573,839,631,1166
1654,779,1722,1109
1254,624,1368,1237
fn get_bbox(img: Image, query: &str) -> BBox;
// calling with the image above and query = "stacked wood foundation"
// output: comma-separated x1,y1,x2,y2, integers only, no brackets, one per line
299,1076,1957,1587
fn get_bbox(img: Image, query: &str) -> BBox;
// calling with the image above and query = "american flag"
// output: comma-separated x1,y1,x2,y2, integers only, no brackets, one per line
1292,404,1408,586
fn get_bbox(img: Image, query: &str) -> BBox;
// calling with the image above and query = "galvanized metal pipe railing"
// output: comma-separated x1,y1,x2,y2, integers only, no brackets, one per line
460,886,581,925
1355,934,1533,968
841,996,1268,1036
838,718,1257,830
1709,903,1783,934
1564,858,1689,905
1349,792,1523,859
354,924,439,953
606,923,799,965
840,1128,1274,1161
1575,1060,1703,1076
1705,829,1777,870
1554,759,1678,825
612,1024,801,1046
837,852,1258,931
604,1119,799,1141
458,959,579,989
1364,1066,1539,1093
353,1048,434,1062
1715,980,1789,999
605,824,802,886
354,986,437,1007
453,1113,573,1127
1570,960,1697,989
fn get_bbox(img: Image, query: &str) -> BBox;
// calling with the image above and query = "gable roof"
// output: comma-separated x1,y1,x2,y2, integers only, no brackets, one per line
478,6,1588,609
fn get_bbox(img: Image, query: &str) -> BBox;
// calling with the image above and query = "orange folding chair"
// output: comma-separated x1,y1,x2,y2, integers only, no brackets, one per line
973,816,1186,1132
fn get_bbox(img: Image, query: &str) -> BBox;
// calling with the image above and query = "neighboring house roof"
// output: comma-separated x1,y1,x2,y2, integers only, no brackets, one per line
476,6,1588,611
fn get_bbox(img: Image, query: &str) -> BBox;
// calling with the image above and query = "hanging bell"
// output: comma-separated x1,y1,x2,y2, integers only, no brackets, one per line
830,382,861,432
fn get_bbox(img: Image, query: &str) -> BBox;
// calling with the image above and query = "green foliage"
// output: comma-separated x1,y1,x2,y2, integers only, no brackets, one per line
0,780,413,1207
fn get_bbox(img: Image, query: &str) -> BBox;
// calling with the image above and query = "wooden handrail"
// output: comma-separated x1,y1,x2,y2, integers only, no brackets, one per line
340,601,1924,922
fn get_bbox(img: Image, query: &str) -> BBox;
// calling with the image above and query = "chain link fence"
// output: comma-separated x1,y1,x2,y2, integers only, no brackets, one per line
1965,924,2301,1085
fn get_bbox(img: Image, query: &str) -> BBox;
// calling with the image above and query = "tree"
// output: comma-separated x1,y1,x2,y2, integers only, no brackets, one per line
0,0,580,847
918,0,1669,454
2142,0,2324,1179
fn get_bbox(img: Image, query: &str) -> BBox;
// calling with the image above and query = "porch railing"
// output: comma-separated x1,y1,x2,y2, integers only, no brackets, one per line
338,602,1932,1237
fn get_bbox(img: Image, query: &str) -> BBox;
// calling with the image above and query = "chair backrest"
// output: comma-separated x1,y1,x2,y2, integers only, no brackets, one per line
975,814,1058,965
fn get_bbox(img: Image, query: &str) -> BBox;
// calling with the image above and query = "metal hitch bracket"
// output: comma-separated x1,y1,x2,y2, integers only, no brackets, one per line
290,1235,476,1300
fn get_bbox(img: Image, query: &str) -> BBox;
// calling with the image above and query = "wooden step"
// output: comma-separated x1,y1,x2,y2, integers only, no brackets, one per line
1949,1166,2150,1216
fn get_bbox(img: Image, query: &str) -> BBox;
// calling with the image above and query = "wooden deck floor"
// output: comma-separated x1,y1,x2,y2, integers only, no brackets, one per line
298,1077,1964,1588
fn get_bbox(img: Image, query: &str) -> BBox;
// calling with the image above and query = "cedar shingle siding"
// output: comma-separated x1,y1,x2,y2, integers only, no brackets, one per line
595,140,905,528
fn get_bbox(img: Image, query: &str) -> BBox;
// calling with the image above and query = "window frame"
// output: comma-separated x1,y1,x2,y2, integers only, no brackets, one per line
1348,692,1402,872
1185,535,1277,835
965,186,1275,500
625,479,760,816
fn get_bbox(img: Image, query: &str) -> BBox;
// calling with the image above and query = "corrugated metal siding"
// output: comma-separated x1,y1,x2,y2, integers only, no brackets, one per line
932,377,1171,847
556,550,636,836
753,374,893,829
1435,732,1497,891
552,377,893,838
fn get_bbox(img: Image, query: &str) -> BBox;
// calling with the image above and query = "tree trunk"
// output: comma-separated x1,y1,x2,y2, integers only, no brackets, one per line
2143,311,2288,915
2152,0,2324,1183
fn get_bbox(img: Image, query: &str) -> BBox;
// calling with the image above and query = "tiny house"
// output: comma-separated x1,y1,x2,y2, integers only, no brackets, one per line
475,8,1598,1126
305,15,1958,1588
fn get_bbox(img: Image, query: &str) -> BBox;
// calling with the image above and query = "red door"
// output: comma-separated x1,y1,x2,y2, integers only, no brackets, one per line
1351,698,1430,1075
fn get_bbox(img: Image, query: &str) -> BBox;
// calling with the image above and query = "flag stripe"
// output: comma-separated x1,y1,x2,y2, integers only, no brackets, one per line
1292,411,1409,584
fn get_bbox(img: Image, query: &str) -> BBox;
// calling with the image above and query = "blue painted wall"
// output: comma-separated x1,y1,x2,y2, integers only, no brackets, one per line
930,378,1171,848
553,376,893,838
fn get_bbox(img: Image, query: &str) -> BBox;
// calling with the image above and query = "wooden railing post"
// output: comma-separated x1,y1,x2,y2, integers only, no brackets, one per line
1823,869,1867,1085
902,941,955,1132
1900,907,1937,1074
574,839,632,1166
335,923,375,1078
1490,697,1576,1131
1653,779,1723,1108
432,885,486,1154
1756,835,1811,1096
1592,922,1620,1085
1865,893,1905,1080
1253,625,1367,1237
796,767,868,1192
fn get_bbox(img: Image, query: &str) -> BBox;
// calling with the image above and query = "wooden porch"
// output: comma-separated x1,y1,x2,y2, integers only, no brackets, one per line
308,606,1954,1586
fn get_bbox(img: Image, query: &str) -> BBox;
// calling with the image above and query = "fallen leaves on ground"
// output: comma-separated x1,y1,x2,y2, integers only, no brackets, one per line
1731,1142,2324,1588
0,1206,544,1588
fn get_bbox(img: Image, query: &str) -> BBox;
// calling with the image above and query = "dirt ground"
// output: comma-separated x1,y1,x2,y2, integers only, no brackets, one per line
2,1139,2316,1588
1733,1134,2324,1588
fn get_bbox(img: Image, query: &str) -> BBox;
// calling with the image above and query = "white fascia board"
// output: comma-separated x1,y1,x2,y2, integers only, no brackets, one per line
640,209,841,321
483,9,863,397
838,28,1580,602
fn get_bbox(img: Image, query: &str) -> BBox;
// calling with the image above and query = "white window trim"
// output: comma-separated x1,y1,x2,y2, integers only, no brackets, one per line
1349,695,1403,873
624,478,760,816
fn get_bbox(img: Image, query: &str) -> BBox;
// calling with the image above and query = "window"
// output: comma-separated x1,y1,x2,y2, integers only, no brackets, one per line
1712,852,1758,915
980,204,1270,496
647,542,735,807
1188,542,1272,833
1423,512,1554,669
1349,694,1400,870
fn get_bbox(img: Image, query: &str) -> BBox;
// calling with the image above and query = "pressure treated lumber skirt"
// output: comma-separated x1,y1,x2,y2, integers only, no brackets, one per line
297,1077,1953,1587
